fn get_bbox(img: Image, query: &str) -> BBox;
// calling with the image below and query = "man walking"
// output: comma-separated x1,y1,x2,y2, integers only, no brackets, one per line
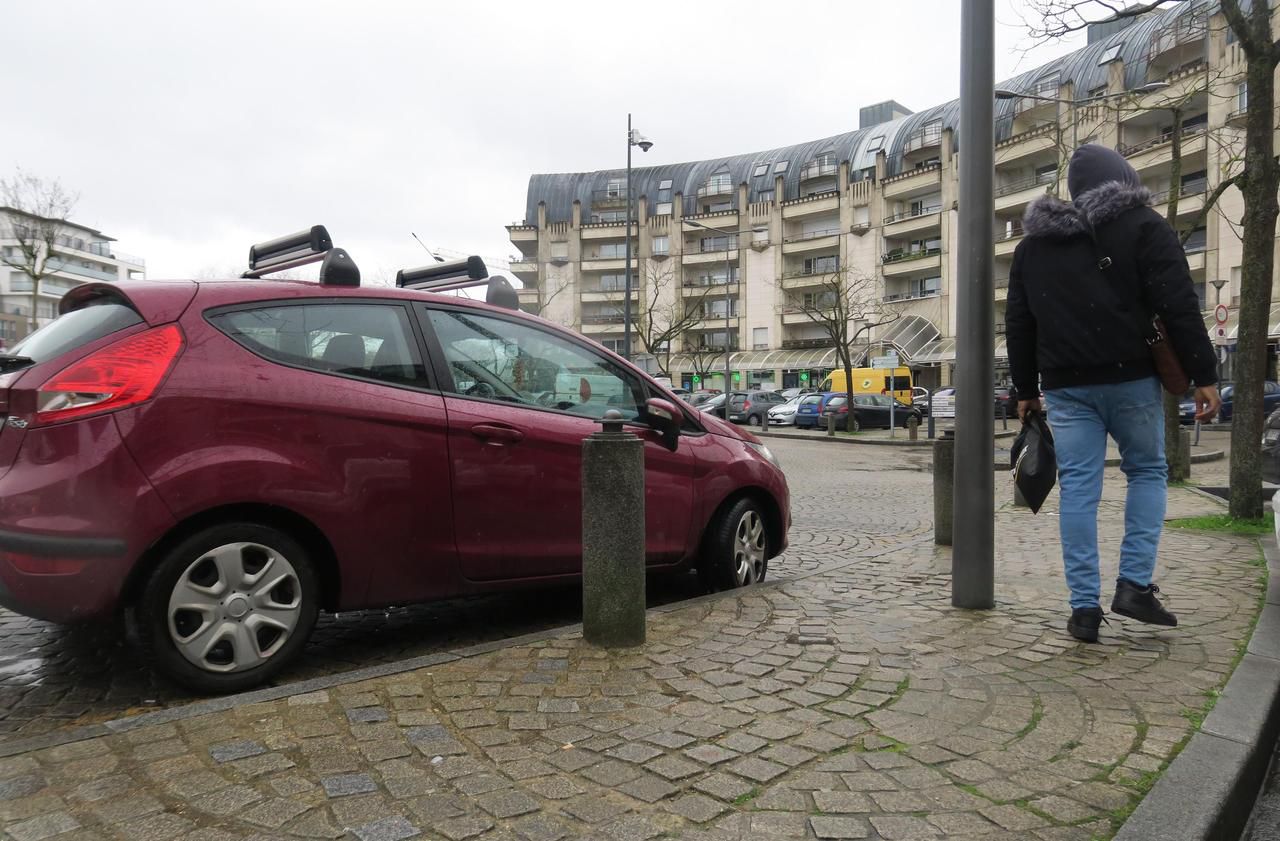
1006,144,1220,642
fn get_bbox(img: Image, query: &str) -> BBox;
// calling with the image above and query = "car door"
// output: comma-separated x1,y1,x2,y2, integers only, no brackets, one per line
420,305,694,581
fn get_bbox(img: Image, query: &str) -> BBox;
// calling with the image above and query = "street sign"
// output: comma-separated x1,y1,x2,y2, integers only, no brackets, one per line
1215,304,1229,325
799,372,810,383
871,355,898,369
692,375,701,384
1215,325,1230,345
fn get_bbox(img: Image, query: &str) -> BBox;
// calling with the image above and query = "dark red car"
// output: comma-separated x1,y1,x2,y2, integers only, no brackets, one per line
0,228,789,692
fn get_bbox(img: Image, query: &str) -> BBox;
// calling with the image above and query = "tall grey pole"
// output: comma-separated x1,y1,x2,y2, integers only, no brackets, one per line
724,249,732,391
952,0,996,609
623,113,634,360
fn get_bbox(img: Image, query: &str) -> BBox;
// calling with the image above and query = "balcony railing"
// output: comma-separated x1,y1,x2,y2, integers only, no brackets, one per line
683,278,738,288
781,338,830,349
903,125,943,154
582,314,626,325
1227,107,1248,123
799,160,838,180
882,289,941,302
582,285,638,295
883,161,942,185
1150,182,1208,205
995,225,1025,243
994,174,1054,198
696,182,734,199
1119,123,1207,158
591,188,627,207
881,247,942,265
884,206,942,224
783,265,838,279
687,239,738,254
783,227,842,243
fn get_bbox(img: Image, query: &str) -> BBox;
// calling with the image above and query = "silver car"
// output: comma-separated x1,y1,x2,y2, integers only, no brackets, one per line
768,395,802,426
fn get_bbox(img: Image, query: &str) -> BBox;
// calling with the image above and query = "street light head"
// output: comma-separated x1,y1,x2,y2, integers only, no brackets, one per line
993,88,1020,100
637,140,654,152
1138,82,1169,94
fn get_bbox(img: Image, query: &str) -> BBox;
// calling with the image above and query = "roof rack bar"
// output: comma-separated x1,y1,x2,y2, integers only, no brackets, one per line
244,225,332,278
395,256,488,289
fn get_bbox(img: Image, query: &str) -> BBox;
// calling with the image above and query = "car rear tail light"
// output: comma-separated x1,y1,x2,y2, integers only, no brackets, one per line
744,400,751,410
35,324,184,424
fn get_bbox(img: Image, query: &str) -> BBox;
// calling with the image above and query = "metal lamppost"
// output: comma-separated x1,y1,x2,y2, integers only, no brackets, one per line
683,218,742,392
994,83,1169,150
1212,278,1228,381
623,114,654,360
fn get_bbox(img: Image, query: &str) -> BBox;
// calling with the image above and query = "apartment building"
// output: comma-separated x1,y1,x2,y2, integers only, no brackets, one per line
508,0,1277,391
0,208,145,343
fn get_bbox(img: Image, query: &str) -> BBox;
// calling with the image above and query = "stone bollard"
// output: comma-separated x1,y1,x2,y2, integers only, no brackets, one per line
934,430,954,546
907,415,919,441
581,409,645,647
827,413,836,437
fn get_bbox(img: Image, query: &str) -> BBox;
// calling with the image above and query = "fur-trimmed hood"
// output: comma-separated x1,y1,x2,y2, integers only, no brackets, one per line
1022,181,1152,239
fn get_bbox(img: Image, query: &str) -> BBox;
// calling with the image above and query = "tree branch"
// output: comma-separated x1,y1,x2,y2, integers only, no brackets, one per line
1179,172,1243,246
1024,0,1185,41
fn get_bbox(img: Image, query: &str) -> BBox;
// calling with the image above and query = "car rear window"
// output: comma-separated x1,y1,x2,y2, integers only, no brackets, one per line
8,303,143,363
800,395,822,406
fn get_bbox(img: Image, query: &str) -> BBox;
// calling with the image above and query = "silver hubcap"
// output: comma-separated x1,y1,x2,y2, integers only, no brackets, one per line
167,542,302,674
733,511,767,586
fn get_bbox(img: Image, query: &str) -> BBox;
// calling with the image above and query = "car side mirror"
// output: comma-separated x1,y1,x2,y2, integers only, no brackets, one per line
643,397,681,452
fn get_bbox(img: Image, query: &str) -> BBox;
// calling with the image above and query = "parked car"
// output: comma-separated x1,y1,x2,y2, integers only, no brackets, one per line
768,395,802,426
779,387,814,400
730,390,789,426
698,392,729,418
1181,381,1280,424
687,390,720,407
912,386,930,416
822,394,921,430
993,387,1017,419
931,387,957,419
0,228,790,693
669,387,691,402
794,392,833,429
1263,407,1280,484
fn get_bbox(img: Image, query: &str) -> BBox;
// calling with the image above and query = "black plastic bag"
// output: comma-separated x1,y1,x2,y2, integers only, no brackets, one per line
1010,411,1057,514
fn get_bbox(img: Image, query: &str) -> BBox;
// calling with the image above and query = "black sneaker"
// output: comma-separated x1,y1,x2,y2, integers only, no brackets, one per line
1111,579,1178,627
1067,606,1104,642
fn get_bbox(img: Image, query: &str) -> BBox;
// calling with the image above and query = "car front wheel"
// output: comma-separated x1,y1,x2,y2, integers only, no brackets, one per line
135,523,320,693
699,497,770,592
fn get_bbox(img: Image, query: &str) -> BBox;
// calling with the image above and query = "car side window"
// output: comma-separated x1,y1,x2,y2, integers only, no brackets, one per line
427,309,646,420
210,303,428,387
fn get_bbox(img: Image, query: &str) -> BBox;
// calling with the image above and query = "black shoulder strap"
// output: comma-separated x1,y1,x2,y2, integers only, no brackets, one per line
1073,206,1157,343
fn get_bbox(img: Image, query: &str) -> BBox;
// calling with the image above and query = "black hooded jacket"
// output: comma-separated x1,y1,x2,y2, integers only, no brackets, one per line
1006,145,1217,395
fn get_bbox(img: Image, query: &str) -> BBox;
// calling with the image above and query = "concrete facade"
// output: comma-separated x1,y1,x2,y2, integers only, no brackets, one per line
509,1,1280,392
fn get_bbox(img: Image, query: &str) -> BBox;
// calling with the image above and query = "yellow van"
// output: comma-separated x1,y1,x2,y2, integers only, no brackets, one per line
819,367,913,403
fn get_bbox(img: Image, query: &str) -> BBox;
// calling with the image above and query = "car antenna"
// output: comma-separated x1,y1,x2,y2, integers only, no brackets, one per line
410,232,445,263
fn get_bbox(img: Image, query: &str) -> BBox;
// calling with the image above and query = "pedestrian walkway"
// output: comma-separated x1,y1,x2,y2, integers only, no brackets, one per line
0,476,1259,841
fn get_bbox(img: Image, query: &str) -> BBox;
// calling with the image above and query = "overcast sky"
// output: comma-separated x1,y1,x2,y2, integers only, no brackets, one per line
2,0,1084,283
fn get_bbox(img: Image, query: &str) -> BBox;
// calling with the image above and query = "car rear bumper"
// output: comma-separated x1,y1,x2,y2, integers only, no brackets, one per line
0,531,131,623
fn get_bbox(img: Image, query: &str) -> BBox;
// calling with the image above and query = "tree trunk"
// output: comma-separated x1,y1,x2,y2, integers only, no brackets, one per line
1228,50,1279,520
30,275,40,337
844,363,856,433
1163,110,1189,482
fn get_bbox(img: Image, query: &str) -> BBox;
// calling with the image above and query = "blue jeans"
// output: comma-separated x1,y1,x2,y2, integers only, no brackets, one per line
1042,377,1167,609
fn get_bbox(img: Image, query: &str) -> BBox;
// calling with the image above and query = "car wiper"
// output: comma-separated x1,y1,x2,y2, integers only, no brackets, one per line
0,355,34,374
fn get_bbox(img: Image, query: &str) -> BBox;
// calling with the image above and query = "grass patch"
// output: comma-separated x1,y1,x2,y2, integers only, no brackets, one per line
1015,696,1045,740
732,787,760,806
1167,512,1274,535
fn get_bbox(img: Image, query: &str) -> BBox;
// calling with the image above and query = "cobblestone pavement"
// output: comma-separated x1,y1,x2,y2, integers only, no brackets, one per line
0,440,932,744
0,438,1263,840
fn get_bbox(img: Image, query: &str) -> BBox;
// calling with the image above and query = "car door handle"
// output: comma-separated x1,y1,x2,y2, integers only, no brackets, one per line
470,423,524,444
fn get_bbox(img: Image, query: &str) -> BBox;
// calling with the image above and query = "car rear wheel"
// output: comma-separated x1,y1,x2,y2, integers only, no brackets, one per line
747,414,762,427
135,523,320,693
698,497,770,592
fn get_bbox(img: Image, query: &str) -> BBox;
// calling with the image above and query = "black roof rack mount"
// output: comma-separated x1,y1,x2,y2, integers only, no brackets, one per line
243,224,361,287
395,257,519,311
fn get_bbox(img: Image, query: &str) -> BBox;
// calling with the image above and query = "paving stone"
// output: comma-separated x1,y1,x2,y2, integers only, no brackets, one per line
475,788,540,819
718,732,768,754
453,774,509,796
813,791,875,813
352,815,421,841
561,795,629,824
601,814,664,840
693,772,755,801
433,814,495,841
347,707,390,724
242,797,310,829
643,754,702,780
605,743,663,764
582,759,642,786
6,811,81,841
322,773,378,798
684,744,739,766
809,816,871,839
524,775,585,800
868,815,942,839
115,812,196,841
618,773,679,803
727,756,788,783
190,785,263,816
511,813,571,841
208,740,266,763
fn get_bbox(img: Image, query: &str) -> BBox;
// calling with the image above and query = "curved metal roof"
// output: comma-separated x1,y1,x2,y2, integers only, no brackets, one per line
525,0,1210,225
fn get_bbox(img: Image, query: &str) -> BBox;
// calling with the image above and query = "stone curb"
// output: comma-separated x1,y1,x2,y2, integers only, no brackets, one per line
1115,532,1280,841
757,428,1017,448
1101,449,1225,468
0,536,934,760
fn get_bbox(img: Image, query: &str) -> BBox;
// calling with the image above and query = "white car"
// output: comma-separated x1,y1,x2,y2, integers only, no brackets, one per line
768,396,802,426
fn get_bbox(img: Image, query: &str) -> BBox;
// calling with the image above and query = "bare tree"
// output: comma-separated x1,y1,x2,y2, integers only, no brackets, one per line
1026,0,1279,519
680,336,727,389
635,261,719,377
0,170,78,337
532,276,569,319
786,268,901,432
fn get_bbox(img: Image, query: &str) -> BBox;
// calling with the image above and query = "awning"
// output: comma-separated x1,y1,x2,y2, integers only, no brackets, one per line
878,315,940,360
667,345,868,373
897,335,1010,365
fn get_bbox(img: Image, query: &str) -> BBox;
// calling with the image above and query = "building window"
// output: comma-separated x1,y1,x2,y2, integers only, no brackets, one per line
656,180,673,207
658,179,672,190
595,243,627,259
592,210,626,223
1035,163,1058,183
707,171,732,191
914,277,941,297
773,161,789,174
866,135,885,153
596,274,626,291
757,189,774,204
600,338,625,353
1087,84,1108,99
651,236,669,256
1237,82,1248,111
802,256,839,275
1098,42,1124,64
654,202,672,216
1184,226,1207,253
753,327,769,350
551,243,569,261
705,201,733,213
752,163,769,177
605,177,625,198
699,235,736,252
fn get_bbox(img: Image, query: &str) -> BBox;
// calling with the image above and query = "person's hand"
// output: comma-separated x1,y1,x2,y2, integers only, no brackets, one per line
1194,385,1221,422
1017,398,1042,421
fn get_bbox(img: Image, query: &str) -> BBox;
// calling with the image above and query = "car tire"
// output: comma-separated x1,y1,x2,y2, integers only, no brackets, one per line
748,414,762,427
698,497,770,592
134,522,320,694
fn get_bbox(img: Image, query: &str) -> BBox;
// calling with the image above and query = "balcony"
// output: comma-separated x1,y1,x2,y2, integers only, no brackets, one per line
686,315,740,331
883,205,943,238
903,124,943,156
591,188,628,208
781,337,830,350
1227,106,1248,126
47,260,118,283
782,227,841,254
799,160,838,181
681,279,739,297
781,270,832,290
882,289,941,304
994,175,1054,212
994,225,1025,258
995,123,1058,164
1150,182,1208,215
1186,250,1206,272
781,191,840,218
581,314,626,333
581,286,640,304
1119,123,1207,162
697,182,734,200
881,248,942,277
883,163,942,199
507,224,538,243
509,260,537,282
581,223,631,240
781,308,816,325
682,247,738,267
